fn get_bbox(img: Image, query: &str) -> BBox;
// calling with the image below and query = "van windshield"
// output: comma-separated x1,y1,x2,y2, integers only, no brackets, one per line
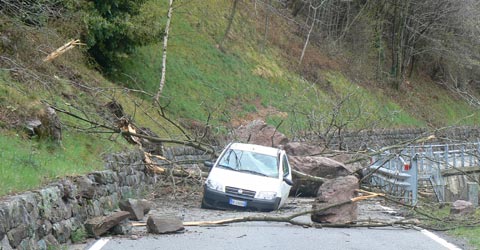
218,149,279,178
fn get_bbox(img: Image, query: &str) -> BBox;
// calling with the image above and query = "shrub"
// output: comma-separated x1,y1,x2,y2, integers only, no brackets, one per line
80,0,164,72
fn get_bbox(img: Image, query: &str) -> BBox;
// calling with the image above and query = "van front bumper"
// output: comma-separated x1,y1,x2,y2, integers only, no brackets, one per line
203,186,280,211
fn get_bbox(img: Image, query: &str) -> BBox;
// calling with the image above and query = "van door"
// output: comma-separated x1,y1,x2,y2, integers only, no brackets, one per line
279,153,293,207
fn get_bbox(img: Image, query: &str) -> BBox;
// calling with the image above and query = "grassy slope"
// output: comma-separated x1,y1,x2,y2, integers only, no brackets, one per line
0,0,479,195
113,0,480,136
0,13,178,195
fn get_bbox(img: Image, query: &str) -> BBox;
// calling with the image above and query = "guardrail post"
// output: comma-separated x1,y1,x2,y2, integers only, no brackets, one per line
468,182,479,207
409,154,418,205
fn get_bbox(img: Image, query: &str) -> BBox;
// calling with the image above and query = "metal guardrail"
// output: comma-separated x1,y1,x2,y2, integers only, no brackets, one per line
367,142,480,205
369,154,418,204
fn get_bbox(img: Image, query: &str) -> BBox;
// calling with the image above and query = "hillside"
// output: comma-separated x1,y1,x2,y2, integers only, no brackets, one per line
0,0,479,195
112,0,480,129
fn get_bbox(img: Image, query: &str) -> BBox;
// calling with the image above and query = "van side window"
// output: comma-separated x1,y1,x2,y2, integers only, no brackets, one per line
282,155,290,177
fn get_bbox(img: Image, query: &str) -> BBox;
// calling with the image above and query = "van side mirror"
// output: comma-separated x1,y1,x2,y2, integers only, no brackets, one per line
283,177,293,186
204,161,214,168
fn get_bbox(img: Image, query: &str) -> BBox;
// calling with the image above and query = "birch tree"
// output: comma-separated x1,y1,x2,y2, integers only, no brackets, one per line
154,0,174,103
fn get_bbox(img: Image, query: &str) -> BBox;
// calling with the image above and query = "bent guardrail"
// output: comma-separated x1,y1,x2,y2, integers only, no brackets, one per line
366,142,480,205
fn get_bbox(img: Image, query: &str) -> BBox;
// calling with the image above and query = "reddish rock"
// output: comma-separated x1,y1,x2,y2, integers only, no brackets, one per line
311,175,359,224
282,142,325,156
230,120,288,147
330,154,367,174
450,200,475,216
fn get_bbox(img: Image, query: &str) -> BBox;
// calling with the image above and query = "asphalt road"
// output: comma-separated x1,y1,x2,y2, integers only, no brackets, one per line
81,197,465,250
95,223,460,250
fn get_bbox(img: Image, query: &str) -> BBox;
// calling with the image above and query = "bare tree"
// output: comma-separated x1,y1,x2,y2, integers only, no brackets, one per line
219,0,240,50
299,1,321,65
261,0,272,53
154,0,174,103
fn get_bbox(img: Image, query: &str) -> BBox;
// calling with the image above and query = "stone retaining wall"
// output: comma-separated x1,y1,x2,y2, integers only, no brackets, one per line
0,146,212,250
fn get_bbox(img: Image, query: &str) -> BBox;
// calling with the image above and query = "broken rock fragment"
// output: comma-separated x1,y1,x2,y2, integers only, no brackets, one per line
119,199,146,221
147,215,184,234
85,211,130,237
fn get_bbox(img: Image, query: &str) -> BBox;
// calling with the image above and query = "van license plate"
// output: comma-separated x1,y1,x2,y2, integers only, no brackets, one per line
229,198,247,207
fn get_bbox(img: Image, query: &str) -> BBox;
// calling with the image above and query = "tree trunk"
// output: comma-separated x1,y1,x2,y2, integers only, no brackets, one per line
299,1,326,66
219,0,239,50
261,0,272,53
154,0,174,103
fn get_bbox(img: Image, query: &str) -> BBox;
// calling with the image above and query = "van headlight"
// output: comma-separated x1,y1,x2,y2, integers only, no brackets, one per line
256,191,277,200
205,179,224,192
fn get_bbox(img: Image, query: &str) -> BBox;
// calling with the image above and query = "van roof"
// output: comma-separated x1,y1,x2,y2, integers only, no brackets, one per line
229,142,281,156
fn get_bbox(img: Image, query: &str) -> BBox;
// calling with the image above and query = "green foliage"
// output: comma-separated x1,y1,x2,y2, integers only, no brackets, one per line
449,227,480,249
71,227,87,243
110,0,431,136
0,132,126,196
416,204,480,249
81,0,164,71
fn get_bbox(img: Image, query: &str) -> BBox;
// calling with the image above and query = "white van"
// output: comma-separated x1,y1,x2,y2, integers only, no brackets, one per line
202,142,293,211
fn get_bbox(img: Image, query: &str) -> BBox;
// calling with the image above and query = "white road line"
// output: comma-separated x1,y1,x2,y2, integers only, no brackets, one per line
88,238,110,250
421,229,462,250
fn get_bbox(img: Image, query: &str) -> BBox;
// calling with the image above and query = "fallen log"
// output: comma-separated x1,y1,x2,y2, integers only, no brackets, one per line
292,169,327,184
133,190,384,228
144,152,208,178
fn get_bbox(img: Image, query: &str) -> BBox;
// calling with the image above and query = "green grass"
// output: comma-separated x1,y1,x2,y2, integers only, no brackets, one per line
2,0,480,197
449,227,480,248
0,132,127,196
415,203,480,249
112,0,433,136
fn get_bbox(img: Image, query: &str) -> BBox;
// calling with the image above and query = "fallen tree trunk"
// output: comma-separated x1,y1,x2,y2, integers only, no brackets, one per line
144,152,208,178
292,169,327,184
133,191,385,228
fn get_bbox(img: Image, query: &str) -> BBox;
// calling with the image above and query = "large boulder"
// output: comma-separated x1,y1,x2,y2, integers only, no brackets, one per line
450,200,475,216
282,142,325,156
289,156,352,196
330,154,367,175
311,175,359,224
230,120,288,147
